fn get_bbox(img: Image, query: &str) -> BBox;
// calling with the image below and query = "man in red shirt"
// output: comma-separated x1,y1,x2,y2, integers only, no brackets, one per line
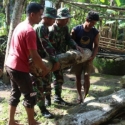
5,2,49,125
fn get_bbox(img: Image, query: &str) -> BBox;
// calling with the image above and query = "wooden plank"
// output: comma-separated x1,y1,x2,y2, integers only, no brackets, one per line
99,46,125,53
99,41,124,47
100,37,116,41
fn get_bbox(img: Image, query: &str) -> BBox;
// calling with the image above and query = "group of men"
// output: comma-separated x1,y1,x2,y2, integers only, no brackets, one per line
5,2,99,125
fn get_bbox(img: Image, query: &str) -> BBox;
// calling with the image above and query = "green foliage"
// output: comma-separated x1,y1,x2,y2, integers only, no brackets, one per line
0,10,8,36
0,6,7,36
99,0,109,5
21,14,26,22
0,36,7,58
115,0,125,7
0,89,77,124
0,13,5,27
118,20,125,29
94,57,125,75
0,27,7,37
106,9,118,15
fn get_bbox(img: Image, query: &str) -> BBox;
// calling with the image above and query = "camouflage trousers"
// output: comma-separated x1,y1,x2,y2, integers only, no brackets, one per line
31,73,52,107
53,69,64,98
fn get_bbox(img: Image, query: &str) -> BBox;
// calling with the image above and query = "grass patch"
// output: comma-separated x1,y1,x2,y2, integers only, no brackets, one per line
0,73,122,124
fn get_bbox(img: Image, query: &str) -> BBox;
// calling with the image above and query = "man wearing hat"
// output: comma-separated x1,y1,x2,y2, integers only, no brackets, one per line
70,11,99,103
33,7,60,118
46,8,82,106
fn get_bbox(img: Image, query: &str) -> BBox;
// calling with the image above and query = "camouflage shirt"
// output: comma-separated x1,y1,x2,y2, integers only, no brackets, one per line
34,23,58,63
49,23,77,54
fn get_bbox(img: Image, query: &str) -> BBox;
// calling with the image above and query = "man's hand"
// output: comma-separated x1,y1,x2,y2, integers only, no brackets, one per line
76,45,84,53
88,56,94,62
41,67,50,77
51,62,60,72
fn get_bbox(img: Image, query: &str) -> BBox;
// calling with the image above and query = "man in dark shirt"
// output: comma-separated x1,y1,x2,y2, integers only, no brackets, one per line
70,11,99,103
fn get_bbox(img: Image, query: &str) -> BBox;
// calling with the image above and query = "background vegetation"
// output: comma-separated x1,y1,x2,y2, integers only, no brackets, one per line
0,0,125,124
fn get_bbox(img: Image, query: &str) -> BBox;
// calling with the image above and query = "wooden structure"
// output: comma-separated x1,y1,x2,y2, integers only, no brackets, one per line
99,37,125,54
61,1,125,54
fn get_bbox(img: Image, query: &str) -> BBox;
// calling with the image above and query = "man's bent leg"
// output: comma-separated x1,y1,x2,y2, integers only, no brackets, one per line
53,70,71,105
17,73,38,125
8,106,24,125
70,63,84,103
76,75,83,103
83,61,92,100
42,74,52,107
53,70,63,98
83,74,90,99
6,67,22,125
25,107,36,125
32,76,53,118
23,92,37,125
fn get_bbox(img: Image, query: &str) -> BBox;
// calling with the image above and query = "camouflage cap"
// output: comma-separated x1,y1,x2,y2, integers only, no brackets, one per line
56,8,72,19
42,7,58,19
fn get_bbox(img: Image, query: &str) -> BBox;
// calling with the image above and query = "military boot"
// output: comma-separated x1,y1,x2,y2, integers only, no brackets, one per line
45,95,51,106
54,94,72,106
39,106,54,118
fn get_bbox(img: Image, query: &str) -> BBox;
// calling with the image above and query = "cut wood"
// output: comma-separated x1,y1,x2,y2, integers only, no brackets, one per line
29,48,92,76
56,89,125,125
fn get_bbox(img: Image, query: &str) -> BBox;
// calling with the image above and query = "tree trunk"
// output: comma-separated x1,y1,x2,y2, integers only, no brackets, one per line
40,0,45,6
56,89,125,125
29,49,92,76
3,0,26,84
61,2,64,8
5,0,10,33
55,0,61,9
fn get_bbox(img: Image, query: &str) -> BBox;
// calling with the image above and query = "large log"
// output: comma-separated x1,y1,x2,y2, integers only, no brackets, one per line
29,48,92,76
56,89,125,125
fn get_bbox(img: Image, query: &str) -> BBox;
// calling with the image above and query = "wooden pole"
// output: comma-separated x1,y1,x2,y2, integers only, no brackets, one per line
62,1,125,11
3,0,26,84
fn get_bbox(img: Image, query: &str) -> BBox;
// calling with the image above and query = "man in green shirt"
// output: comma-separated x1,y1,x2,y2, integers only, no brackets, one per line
47,8,82,106
33,7,60,118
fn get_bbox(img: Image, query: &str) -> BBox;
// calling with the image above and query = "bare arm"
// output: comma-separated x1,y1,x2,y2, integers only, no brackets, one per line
29,49,49,77
88,33,99,61
71,29,76,41
71,29,84,53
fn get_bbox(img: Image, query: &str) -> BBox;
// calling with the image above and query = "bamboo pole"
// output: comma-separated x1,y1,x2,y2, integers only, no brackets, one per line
62,1,125,11
62,1,125,20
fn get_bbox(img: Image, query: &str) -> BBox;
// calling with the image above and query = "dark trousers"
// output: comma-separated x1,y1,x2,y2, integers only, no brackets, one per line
6,66,36,108
53,69,64,97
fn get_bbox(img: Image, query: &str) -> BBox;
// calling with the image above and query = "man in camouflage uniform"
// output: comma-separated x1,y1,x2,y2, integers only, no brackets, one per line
33,7,60,118
47,8,82,106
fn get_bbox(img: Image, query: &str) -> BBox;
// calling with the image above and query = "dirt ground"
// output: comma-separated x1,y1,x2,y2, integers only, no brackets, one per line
0,72,125,125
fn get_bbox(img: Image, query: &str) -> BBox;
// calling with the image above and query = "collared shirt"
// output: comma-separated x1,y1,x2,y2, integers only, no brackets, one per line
49,23,76,54
34,22,58,63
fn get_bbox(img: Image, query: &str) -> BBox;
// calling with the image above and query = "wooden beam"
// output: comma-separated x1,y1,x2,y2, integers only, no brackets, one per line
62,1,125,20
62,1,125,11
